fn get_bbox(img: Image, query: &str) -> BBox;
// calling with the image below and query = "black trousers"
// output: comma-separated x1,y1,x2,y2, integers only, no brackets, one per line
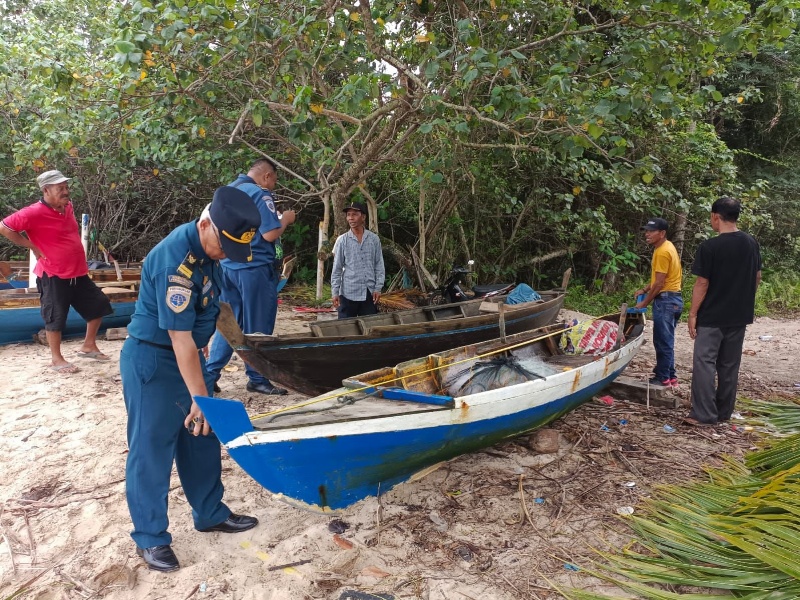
337,291,377,319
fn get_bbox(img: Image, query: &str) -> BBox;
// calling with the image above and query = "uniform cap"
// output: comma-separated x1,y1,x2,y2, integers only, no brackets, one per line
640,217,668,232
37,170,71,190
210,187,261,263
342,202,367,214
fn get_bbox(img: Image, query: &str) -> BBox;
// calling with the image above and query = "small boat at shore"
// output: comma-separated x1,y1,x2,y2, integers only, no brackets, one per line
216,272,571,396
0,261,142,286
0,281,139,345
197,310,646,512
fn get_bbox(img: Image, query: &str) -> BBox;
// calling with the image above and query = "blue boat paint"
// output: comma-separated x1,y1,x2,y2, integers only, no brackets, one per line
196,365,628,511
0,301,136,346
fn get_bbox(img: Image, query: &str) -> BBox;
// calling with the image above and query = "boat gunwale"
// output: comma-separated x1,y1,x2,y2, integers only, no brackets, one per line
244,291,565,346
237,317,644,443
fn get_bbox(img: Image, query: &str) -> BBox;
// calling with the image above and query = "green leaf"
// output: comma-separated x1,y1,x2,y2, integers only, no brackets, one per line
114,40,136,53
587,123,604,139
424,61,439,79
430,172,443,184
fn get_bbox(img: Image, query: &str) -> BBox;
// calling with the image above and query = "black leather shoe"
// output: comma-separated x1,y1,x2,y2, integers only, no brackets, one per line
246,381,287,395
136,545,180,572
199,513,259,533
213,382,221,393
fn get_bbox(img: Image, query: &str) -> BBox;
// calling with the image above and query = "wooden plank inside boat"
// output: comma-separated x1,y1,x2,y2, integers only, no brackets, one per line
251,393,446,430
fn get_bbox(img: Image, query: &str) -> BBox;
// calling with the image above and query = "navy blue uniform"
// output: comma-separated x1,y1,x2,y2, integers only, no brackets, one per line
121,222,231,549
207,176,282,386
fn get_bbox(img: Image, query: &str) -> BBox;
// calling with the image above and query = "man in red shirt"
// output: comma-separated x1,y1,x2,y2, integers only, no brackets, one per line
1,170,112,373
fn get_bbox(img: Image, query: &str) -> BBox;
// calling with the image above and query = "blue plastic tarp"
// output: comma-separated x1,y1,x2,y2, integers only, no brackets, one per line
506,283,541,305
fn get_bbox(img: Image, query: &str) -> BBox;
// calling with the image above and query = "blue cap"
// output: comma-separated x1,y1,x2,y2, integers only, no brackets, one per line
210,187,261,262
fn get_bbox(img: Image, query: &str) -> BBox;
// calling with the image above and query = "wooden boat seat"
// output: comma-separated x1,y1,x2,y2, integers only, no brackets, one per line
425,304,467,321
355,319,367,334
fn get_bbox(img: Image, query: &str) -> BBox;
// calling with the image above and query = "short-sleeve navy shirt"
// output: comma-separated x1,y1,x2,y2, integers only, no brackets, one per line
128,221,221,348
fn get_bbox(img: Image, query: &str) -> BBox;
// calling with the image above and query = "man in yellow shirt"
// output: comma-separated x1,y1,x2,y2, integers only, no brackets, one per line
634,218,683,387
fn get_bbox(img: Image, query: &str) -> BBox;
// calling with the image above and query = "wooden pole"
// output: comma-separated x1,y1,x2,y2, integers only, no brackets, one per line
499,302,507,343
614,304,627,350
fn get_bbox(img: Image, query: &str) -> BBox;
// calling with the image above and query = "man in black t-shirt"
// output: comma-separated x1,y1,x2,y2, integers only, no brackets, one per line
685,197,762,426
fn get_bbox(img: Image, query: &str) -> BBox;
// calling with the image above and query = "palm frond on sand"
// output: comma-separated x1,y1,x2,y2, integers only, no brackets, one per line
563,399,800,600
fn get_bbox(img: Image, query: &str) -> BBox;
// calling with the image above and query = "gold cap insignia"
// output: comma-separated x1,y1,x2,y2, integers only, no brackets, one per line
222,228,257,244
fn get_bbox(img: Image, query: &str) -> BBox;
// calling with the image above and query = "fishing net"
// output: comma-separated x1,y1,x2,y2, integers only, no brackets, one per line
443,356,559,397
559,319,617,355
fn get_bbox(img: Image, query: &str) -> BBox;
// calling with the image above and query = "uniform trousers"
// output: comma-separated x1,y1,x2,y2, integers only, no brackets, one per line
207,265,278,385
689,325,747,424
121,337,230,549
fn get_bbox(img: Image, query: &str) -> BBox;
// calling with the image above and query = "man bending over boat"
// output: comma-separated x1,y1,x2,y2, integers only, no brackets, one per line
120,187,261,573
0,170,112,373
331,201,385,318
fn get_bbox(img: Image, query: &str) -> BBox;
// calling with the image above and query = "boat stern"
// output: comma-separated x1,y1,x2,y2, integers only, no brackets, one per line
194,395,255,445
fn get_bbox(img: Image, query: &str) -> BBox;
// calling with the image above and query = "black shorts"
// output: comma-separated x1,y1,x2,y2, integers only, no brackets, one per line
37,274,114,331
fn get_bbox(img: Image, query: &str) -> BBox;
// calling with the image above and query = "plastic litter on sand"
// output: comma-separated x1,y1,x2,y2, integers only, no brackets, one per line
616,506,635,515
663,424,676,433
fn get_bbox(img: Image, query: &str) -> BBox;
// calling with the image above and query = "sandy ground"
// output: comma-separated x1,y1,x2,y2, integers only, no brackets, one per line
1,306,798,600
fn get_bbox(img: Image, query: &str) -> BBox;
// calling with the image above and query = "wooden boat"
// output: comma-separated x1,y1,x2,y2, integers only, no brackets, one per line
218,282,567,395
0,281,139,345
197,310,646,512
0,260,142,285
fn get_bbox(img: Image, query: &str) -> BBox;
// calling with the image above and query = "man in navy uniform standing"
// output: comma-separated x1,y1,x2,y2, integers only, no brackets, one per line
206,158,296,395
121,187,261,572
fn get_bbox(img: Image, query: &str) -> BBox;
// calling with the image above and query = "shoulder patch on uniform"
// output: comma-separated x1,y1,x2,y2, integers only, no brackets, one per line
265,197,276,213
166,286,192,313
169,275,194,287
177,251,197,278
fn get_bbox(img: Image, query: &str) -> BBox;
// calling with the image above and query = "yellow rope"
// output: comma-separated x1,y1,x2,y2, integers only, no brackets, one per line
248,323,579,422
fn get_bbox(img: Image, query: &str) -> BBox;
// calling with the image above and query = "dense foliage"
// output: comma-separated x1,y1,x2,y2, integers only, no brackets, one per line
1,0,798,293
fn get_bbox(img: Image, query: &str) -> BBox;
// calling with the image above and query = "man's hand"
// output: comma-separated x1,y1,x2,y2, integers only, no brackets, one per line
688,314,698,339
332,295,340,309
372,291,381,304
184,400,211,436
280,210,296,225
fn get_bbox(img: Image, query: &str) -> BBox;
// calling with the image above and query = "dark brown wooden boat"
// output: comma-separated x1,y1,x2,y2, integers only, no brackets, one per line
217,276,569,396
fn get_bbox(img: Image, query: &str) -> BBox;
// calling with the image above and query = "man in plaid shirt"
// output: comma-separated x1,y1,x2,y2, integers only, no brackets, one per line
330,202,385,319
